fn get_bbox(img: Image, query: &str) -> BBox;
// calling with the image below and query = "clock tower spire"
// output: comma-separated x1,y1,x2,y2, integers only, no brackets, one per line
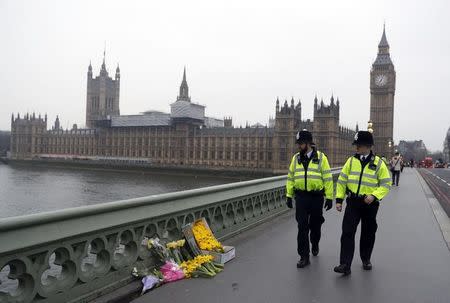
370,24,396,157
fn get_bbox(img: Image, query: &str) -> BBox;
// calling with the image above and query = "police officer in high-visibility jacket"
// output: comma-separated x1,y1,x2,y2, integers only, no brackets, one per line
333,131,391,275
286,130,334,268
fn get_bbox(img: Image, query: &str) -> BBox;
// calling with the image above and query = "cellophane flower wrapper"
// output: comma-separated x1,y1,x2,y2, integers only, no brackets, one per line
160,261,185,282
166,239,189,264
141,274,161,295
132,265,153,278
147,237,174,263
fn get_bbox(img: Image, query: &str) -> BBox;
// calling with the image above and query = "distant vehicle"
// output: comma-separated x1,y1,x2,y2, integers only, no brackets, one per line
424,157,433,168
435,158,445,168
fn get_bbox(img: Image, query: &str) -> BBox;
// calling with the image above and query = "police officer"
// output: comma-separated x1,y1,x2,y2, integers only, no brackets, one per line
286,130,334,268
334,131,391,275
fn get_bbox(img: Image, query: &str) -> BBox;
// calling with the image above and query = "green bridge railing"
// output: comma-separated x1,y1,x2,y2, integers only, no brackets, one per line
0,168,341,303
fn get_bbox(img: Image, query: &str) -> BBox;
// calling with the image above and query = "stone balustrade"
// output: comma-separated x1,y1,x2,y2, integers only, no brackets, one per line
0,169,340,303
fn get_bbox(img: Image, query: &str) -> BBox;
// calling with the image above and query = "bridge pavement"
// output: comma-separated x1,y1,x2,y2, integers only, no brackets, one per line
133,169,450,303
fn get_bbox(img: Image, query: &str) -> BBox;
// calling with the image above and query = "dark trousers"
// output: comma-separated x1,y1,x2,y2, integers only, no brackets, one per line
392,170,400,186
295,192,325,258
340,197,379,266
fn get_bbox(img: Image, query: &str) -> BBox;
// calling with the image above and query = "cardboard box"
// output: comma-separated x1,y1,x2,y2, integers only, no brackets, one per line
182,218,236,264
181,223,202,256
201,245,236,264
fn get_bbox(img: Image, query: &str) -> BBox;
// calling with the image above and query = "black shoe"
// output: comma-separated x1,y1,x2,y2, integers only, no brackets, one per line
334,264,351,275
362,261,372,270
297,258,310,268
311,244,319,256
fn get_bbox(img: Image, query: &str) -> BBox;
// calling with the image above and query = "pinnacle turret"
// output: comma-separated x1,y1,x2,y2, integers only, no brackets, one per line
378,23,389,48
373,24,393,66
177,67,191,102
115,63,120,80
100,49,108,76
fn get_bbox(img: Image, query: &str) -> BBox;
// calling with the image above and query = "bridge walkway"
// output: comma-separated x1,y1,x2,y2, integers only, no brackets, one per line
133,169,450,303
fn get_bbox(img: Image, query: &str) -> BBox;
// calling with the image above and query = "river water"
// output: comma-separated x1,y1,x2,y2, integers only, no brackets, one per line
0,163,243,292
0,163,240,219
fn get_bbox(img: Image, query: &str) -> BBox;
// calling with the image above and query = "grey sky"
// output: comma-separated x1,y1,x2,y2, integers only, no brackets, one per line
1,0,449,151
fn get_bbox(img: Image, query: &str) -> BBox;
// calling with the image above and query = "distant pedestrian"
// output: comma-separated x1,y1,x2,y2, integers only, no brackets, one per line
390,152,402,186
333,131,391,275
286,130,334,268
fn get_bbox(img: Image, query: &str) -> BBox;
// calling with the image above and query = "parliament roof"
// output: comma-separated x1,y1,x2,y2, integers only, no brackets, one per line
110,112,170,127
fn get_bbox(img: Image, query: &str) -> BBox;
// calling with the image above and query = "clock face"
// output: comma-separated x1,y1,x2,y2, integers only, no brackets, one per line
375,74,388,87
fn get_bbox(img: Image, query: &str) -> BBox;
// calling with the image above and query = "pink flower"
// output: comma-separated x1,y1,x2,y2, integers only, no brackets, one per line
160,261,185,282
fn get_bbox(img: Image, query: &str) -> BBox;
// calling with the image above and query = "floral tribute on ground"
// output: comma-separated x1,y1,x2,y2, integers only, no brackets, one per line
131,218,231,295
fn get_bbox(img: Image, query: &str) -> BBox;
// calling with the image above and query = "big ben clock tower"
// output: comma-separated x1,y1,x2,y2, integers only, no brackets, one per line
370,25,396,157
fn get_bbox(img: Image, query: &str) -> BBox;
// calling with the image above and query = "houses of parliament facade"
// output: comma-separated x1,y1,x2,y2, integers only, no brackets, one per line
10,28,395,174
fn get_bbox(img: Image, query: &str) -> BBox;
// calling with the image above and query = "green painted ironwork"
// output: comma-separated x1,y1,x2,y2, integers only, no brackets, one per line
0,169,340,303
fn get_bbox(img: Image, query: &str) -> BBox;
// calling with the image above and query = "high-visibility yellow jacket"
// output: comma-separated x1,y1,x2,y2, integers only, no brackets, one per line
336,153,391,202
286,150,333,200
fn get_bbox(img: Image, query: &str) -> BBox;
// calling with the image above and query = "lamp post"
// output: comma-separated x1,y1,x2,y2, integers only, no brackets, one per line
388,139,393,158
367,120,373,133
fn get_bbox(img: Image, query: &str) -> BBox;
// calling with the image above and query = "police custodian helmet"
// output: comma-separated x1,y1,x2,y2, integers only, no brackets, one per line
296,129,313,144
352,130,374,146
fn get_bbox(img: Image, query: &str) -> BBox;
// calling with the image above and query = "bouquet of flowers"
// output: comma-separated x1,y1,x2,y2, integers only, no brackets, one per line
159,261,185,282
180,254,223,278
132,266,164,295
145,235,223,283
192,219,224,253
166,237,223,278
166,239,186,264
140,274,162,294
147,237,173,263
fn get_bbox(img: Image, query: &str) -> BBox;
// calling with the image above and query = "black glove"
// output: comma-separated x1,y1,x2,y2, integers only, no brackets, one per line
286,197,293,209
324,199,332,211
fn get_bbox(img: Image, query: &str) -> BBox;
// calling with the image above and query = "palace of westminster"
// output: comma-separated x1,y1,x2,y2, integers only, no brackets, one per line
10,27,396,173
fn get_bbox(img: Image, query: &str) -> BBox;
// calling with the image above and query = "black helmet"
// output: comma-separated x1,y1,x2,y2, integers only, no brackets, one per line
296,130,313,144
352,131,374,146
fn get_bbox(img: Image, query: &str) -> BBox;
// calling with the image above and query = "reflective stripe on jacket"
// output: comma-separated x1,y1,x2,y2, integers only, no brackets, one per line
286,150,333,200
336,154,392,201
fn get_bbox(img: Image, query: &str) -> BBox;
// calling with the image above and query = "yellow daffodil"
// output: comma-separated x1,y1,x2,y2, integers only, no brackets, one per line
166,241,178,249
192,220,224,252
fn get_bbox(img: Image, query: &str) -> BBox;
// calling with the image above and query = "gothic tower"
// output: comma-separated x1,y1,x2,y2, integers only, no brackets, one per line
85,51,120,128
273,97,302,170
177,67,191,102
313,95,340,165
10,113,47,159
370,25,396,157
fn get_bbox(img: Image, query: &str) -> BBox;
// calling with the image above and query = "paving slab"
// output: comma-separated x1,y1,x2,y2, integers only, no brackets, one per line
132,169,450,303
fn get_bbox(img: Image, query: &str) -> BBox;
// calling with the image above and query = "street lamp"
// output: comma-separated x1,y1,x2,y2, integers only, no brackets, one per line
367,120,374,133
387,139,393,158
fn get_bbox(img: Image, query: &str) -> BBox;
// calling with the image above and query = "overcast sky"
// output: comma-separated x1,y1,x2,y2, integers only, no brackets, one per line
1,0,449,151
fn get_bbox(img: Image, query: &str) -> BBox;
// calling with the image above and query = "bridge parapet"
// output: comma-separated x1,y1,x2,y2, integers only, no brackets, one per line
0,169,340,303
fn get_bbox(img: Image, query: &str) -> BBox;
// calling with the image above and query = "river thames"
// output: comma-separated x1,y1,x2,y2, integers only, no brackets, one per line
0,163,240,219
